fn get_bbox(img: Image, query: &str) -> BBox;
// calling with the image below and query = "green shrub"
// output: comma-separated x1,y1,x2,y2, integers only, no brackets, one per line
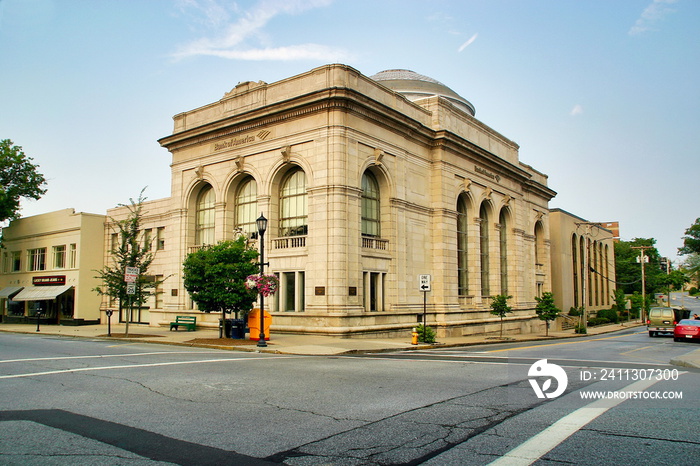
568,307,581,317
596,308,619,323
588,317,610,326
416,324,436,343
689,287,698,296
575,324,587,334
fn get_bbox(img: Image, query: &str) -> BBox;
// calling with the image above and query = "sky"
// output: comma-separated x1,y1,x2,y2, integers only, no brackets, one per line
1,0,698,263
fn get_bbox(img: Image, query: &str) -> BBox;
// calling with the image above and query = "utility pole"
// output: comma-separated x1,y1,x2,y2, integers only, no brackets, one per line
632,246,653,323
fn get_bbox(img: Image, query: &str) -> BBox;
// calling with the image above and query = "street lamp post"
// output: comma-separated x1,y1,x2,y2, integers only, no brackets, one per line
256,213,269,348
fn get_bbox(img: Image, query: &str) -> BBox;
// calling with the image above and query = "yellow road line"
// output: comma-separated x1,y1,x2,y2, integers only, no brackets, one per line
487,331,646,353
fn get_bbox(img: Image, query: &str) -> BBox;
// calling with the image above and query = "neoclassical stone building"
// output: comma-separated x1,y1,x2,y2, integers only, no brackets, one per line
107,64,557,337
549,209,617,316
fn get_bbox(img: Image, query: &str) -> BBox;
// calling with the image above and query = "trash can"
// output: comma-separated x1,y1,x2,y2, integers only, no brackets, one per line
230,319,246,339
248,309,271,341
220,319,232,338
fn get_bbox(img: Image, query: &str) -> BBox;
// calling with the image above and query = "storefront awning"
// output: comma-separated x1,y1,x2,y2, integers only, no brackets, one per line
12,285,73,302
0,286,24,299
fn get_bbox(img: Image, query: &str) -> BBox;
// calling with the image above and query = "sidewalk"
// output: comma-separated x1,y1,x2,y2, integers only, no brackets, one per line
1,321,699,368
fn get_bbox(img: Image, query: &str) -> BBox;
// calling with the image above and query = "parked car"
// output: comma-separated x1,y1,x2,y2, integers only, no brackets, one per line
647,306,690,337
673,319,700,342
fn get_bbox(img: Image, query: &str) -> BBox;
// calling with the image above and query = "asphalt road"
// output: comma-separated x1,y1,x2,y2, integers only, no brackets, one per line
1,325,698,465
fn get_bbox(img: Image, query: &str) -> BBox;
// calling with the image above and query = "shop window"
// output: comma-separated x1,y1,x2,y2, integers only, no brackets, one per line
279,168,307,237
27,248,46,272
361,171,380,237
235,177,258,238
53,245,66,269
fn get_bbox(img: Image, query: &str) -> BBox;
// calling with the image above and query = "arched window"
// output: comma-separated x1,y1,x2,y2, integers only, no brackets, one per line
479,203,490,297
534,221,545,298
572,234,579,308
280,168,307,237
580,239,586,306
604,244,610,305
195,185,215,246
361,171,380,237
457,195,469,296
499,209,508,295
235,177,257,237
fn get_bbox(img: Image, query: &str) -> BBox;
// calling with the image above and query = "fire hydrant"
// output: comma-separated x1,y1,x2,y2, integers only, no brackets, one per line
411,328,419,345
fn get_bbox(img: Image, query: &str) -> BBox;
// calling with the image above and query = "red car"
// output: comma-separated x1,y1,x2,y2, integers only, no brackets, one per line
673,319,700,342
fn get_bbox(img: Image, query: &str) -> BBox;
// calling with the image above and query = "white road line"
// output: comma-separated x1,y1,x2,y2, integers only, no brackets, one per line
0,351,227,364
488,378,662,466
0,356,302,379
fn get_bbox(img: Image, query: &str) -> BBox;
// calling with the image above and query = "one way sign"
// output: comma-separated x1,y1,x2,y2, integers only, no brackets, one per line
419,274,431,292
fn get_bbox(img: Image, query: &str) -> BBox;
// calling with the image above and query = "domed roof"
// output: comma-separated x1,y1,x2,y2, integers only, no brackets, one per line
371,69,475,116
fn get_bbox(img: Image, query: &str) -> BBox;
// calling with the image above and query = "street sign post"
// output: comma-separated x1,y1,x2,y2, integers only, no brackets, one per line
124,266,140,283
418,274,431,332
419,274,431,292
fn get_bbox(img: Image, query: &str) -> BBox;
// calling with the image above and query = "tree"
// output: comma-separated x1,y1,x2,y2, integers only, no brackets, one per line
182,237,259,337
93,189,163,337
679,218,700,256
614,238,665,295
0,139,47,224
682,254,700,288
490,294,512,338
613,288,628,317
534,292,561,336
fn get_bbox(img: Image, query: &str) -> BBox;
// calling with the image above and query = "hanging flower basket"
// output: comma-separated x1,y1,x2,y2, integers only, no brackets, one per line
246,274,279,297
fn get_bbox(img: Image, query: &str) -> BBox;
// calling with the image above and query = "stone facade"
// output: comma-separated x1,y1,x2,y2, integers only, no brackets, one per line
104,64,558,337
549,208,617,318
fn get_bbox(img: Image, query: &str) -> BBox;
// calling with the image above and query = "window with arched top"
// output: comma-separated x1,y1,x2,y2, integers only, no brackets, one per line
235,177,258,237
457,195,469,296
499,209,508,295
479,203,490,297
195,185,215,246
361,171,380,237
572,234,579,308
280,168,307,237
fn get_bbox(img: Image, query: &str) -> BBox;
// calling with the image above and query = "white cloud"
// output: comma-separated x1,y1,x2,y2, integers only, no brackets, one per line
628,0,678,36
570,104,583,116
190,44,353,61
458,33,478,52
172,0,346,61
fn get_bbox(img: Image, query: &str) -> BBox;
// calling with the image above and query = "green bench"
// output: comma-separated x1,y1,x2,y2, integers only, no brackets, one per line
169,316,196,331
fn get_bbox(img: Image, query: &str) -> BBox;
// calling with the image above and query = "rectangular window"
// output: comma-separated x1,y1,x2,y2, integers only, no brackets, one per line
53,245,66,269
363,271,385,312
156,227,165,250
27,248,47,272
11,251,21,272
111,233,119,253
69,244,77,268
144,229,152,251
155,275,164,309
273,271,305,312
